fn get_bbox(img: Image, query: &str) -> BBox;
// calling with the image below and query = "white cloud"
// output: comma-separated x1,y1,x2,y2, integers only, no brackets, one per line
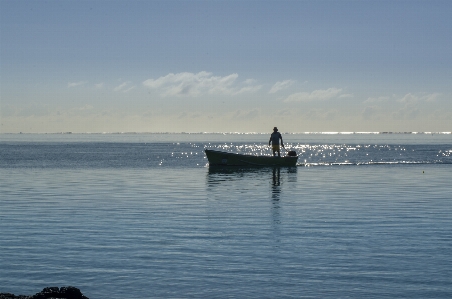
68,81,87,88
398,93,418,104
113,82,129,92
394,93,437,120
234,85,263,95
425,93,441,102
142,71,260,97
269,80,295,93
366,92,441,104
123,86,136,93
113,81,135,92
95,82,104,89
284,88,343,102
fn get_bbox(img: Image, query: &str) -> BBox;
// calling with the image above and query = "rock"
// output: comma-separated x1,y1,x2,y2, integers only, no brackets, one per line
0,294,28,299
0,287,88,299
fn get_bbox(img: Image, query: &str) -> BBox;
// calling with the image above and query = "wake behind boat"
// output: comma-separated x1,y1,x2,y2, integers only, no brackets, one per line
205,149,298,167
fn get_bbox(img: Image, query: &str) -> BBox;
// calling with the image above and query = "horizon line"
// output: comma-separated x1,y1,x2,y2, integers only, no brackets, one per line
2,131,451,135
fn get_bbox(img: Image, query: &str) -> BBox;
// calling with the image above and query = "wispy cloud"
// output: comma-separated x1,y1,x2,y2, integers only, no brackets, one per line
393,92,440,121
235,85,263,95
269,80,295,93
365,92,441,104
425,93,442,102
114,81,136,92
284,88,343,102
142,71,261,97
398,92,441,103
123,86,136,93
68,81,87,88
113,82,128,92
398,93,418,104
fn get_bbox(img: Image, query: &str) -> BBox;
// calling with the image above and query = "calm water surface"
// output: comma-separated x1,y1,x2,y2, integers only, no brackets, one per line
1,134,451,298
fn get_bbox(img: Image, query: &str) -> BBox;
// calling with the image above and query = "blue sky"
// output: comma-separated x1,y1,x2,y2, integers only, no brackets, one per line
1,0,451,133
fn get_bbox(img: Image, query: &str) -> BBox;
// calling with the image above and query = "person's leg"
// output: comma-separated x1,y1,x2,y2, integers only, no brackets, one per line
272,145,280,156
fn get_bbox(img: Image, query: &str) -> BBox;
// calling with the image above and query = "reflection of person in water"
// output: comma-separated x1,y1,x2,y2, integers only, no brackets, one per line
272,167,280,187
271,167,282,228
269,127,284,157
272,167,281,202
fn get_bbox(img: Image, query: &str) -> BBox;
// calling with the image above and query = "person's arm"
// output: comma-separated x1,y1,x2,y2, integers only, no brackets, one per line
280,134,284,148
269,136,272,146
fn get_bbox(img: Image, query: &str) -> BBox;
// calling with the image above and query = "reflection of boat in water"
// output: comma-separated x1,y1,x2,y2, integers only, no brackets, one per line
205,149,298,167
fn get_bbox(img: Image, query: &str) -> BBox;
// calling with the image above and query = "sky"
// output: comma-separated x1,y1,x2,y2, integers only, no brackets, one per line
1,0,451,133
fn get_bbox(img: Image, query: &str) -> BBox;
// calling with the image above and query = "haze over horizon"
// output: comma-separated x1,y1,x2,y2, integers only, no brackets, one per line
1,0,451,134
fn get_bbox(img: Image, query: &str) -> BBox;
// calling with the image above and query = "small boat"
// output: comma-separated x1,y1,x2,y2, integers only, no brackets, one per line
205,149,298,167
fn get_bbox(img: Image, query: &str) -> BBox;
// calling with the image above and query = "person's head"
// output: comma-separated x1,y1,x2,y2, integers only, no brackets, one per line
273,127,278,132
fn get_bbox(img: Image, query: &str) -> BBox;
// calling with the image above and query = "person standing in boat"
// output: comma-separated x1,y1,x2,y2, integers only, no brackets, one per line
269,127,284,157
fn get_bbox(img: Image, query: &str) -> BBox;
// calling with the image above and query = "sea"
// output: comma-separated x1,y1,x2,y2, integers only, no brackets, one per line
1,132,451,298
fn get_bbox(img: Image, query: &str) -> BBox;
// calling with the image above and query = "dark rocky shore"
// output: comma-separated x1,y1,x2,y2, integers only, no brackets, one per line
0,287,88,299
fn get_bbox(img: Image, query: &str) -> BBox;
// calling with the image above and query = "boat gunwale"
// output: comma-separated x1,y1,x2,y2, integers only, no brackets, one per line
204,148,298,167
204,149,298,157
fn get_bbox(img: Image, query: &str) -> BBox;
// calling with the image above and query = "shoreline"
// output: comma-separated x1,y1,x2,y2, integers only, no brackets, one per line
0,287,88,299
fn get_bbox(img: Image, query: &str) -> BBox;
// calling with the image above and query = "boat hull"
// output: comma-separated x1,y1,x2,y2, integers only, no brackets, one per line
205,149,298,167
